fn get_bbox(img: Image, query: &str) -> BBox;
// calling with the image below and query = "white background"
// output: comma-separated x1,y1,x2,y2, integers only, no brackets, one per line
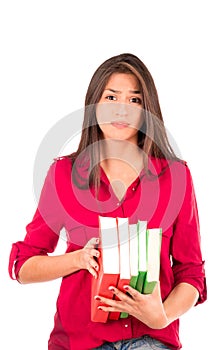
0,1,218,349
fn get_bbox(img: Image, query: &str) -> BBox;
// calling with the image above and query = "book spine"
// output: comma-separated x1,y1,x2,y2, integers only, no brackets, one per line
135,270,146,293
91,273,119,322
142,281,157,294
108,277,131,320
142,228,162,295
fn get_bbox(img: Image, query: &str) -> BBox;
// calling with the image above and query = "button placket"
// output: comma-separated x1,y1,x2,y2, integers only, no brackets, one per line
121,318,132,338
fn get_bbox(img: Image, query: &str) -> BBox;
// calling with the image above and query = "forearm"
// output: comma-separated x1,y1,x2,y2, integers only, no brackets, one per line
94,282,200,330
134,282,199,329
163,282,199,324
18,251,82,283
18,237,100,284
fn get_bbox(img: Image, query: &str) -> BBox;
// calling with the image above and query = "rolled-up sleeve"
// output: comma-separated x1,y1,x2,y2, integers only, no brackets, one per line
8,161,64,281
171,165,207,304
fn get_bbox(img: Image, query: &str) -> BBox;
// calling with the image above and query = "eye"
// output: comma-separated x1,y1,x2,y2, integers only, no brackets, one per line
130,97,142,104
106,95,117,101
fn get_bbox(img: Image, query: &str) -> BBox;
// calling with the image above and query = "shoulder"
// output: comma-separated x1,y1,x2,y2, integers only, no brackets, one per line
52,156,73,171
148,157,195,192
47,156,73,183
149,156,189,175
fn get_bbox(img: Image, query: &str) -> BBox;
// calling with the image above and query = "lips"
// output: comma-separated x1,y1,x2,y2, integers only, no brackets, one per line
111,121,129,129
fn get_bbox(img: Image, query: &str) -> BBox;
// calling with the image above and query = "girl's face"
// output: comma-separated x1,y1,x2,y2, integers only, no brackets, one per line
96,73,143,144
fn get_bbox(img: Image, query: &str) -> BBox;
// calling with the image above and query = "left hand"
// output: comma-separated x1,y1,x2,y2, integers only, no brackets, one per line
95,282,169,329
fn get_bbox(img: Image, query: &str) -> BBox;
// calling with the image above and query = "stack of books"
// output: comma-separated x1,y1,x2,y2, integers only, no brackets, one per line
91,216,162,323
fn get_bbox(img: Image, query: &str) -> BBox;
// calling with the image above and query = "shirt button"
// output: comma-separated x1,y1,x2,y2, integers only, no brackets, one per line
117,202,120,206
124,324,128,328
132,187,135,191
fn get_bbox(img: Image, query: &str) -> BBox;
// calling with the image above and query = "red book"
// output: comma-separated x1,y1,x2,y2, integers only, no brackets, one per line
109,217,131,320
91,216,120,323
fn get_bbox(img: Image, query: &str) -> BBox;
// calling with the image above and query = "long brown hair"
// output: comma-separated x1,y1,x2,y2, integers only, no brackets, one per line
67,53,179,190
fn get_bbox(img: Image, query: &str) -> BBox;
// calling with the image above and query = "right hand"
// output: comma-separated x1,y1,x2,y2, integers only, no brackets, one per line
77,237,100,278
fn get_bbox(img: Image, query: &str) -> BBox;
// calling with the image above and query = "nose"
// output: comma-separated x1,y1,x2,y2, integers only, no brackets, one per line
115,103,128,117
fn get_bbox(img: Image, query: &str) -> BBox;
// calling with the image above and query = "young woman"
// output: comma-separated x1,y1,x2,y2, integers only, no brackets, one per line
9,53,207,350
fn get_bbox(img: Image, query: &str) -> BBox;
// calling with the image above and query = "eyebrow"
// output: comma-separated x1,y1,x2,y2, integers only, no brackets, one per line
104,88,141,94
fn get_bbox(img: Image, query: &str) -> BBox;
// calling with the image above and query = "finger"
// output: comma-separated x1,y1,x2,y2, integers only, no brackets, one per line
94,295,128,313
122,285,142,300
90,248,100,258
83,248,100,264
95,295,113,305
89,257,99,271
87,265,98,279
97,305,121,313
108,286,134,304
94,295,121,308
85,237,99,248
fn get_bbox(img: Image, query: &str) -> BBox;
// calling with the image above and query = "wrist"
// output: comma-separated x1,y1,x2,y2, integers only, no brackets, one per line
68,250,83,271
136,306,169,330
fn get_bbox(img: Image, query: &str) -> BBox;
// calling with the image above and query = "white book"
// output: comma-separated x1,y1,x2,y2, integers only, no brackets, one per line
129,223,139,288
143,228,162,294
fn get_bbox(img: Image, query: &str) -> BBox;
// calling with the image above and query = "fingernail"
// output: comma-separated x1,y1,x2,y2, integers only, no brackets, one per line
108,286,115,291
123,285,129,290
98,306,102,310
96,238,99,243
94,296,101,301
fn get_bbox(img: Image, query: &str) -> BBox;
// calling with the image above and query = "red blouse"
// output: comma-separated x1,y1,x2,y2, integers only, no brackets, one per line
8,157,207,350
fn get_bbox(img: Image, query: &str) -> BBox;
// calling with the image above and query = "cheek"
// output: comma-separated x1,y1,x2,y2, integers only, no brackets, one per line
96,104,114,125
129,111,144,129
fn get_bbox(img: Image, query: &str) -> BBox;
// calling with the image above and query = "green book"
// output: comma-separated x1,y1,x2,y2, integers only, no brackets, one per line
142,228,162,294
135,220,148,293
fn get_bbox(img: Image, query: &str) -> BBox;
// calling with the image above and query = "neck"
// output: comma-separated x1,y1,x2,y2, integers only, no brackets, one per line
99,139,144,175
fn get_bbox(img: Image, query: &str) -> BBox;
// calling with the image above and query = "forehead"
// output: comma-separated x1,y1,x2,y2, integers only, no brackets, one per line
105,73,140,89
